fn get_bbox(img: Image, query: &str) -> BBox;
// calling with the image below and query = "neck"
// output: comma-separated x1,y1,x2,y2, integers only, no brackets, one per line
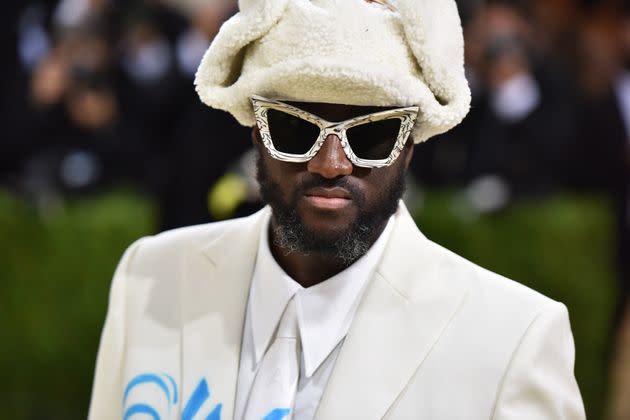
268,220,388,288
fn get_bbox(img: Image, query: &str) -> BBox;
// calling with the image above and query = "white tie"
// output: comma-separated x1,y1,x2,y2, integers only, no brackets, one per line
243,297,300,420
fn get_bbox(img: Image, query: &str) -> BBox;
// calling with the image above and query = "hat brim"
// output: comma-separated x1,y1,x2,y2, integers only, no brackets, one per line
198,57,452,143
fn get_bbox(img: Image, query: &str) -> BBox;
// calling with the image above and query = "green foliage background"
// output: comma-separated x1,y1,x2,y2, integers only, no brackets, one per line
0,190,156,419
0,189,615,419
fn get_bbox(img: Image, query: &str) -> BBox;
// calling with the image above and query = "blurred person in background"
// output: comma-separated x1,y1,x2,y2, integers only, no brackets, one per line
157,0,252,230
528,0,583,73
0,1,34,181
115,1,186,193
2,0,57,191
6,3,143,206
114,0,251,230
2,0,249,229
411,0,578,214
574,3,630,419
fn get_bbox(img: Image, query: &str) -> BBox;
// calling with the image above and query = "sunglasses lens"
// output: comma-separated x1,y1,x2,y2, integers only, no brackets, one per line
267,109,320,155
346,118,402,160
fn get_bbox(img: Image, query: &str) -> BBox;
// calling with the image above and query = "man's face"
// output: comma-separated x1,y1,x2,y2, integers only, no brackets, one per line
254,101,414,263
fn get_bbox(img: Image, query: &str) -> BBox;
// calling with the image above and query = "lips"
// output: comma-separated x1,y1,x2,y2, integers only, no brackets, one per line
303,187,352,210
305,187,351,199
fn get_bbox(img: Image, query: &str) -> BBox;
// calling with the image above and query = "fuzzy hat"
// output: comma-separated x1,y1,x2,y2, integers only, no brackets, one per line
195,0,471,143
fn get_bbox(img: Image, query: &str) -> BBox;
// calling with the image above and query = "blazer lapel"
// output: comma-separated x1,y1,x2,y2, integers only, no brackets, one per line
315,204,469,420
180,208,269,420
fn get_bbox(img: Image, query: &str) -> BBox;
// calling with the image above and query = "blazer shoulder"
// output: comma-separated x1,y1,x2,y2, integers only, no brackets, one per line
423,237,560,317
124,209,266,273
385,205,558,320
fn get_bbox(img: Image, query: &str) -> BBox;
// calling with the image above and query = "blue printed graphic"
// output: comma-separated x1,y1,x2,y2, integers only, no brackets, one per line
123,374,288,420
263,408,291,420
206,403,222,420
123,403,160,420
123,374,223,420
181,378,223,420
123,373,175,406
165,373,178,404
182,378,209,420
123,373,178,419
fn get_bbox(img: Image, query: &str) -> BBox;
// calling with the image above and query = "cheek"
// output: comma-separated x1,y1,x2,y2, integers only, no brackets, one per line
349,169,386,206
362,161,406,200
260,152,306,196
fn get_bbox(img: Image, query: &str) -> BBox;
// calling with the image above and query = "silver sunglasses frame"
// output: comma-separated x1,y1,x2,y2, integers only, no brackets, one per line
251,95,419,168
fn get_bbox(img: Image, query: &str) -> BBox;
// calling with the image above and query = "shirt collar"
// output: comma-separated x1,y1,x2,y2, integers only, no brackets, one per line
249,211,394,377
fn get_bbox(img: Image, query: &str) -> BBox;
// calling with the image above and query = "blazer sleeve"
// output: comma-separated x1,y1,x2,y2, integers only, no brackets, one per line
87,239,145,420
491,302,586,420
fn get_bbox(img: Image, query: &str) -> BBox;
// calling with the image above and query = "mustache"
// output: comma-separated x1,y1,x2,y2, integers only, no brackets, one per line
295,175,364,201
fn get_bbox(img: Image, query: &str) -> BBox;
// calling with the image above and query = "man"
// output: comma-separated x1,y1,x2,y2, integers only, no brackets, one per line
89,0,585,418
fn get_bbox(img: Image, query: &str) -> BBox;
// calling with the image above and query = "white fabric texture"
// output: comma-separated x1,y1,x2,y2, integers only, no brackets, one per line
88,204,585,419
194,0,471,143
242,297,300,420
235,213,393,420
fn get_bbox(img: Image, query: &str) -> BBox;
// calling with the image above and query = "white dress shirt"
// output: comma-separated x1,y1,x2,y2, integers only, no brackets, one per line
234,214,393,420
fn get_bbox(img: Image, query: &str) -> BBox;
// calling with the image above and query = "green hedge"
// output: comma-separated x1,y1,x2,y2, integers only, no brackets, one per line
0,190,156,419
0,189,615,419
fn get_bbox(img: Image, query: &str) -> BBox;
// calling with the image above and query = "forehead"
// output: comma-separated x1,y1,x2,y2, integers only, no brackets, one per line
284,100,398,122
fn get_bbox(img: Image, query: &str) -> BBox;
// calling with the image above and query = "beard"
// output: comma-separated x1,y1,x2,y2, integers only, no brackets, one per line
256,152,407,265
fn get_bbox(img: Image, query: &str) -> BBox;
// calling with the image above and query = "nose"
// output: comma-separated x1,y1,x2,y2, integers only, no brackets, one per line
307,134,353,178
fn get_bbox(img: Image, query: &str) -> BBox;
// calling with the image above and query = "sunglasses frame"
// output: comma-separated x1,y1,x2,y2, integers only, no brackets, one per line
251,95,419,168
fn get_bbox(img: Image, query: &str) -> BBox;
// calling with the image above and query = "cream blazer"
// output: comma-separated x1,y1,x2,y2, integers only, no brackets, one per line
88,203,585,419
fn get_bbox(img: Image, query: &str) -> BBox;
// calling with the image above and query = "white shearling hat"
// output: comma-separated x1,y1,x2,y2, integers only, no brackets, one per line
194,0,471,143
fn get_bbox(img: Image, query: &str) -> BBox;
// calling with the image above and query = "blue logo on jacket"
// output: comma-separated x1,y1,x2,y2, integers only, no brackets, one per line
123,374,289,420
123,374,220,420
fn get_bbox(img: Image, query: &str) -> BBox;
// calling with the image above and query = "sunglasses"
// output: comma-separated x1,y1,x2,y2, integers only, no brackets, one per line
251,95,419,168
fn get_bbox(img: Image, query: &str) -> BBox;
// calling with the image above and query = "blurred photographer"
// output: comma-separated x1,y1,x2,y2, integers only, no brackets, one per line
18,21,144,204
411,1,577,212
